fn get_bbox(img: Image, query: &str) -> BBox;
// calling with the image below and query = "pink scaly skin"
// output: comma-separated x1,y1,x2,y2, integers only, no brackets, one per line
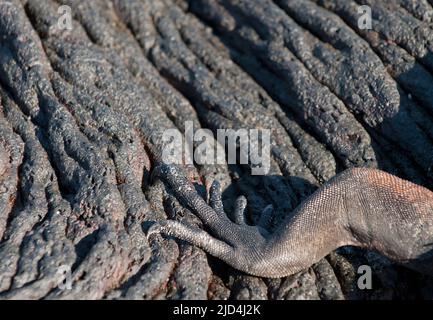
148,165,433,278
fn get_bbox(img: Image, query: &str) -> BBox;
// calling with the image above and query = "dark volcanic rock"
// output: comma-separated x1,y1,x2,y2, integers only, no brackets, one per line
0,0,432,299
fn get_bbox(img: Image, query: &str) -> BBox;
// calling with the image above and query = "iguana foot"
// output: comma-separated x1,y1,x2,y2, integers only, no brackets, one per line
147,164,274,275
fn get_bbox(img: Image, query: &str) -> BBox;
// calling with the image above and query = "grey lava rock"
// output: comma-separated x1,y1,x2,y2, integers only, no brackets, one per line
0,0,432,299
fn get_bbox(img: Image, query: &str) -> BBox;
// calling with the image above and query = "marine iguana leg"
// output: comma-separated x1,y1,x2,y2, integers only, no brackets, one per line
149,165,433,278
148,220,234,259
232,196,248,225
208,180,226,218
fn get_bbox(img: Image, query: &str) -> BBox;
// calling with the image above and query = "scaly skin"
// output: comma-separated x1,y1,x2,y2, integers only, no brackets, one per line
149,165,433,278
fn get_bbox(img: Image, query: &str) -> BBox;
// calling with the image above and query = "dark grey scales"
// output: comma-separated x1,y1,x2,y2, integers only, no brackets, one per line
150,165,433,278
